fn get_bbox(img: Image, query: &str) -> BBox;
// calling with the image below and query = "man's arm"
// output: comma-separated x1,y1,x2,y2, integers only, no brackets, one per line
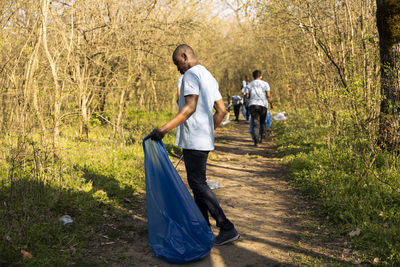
149,94,198,140
266,91,274,109
213,98,227,129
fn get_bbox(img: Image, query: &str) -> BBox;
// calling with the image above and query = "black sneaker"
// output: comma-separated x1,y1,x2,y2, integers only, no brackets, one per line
214,228,240,246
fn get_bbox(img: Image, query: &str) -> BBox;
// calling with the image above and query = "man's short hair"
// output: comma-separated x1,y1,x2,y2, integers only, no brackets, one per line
173,44,195,58
253,70,262,79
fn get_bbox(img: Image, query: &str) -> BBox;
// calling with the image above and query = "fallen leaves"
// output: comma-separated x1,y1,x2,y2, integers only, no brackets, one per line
101,241,115,246
349,228,361,237
21,249,33,259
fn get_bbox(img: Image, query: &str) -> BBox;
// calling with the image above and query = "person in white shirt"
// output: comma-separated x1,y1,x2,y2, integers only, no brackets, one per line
241,75,250,120
148,44,239,246
244,70,274,146
242,75,249,89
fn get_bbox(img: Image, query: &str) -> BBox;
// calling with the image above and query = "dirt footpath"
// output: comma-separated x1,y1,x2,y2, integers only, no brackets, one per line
91,120,355,267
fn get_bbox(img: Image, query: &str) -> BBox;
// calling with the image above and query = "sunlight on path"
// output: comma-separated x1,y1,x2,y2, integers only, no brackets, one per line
107,121,352,267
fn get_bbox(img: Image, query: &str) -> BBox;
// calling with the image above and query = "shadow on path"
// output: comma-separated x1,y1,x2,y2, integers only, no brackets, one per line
97,120,354,267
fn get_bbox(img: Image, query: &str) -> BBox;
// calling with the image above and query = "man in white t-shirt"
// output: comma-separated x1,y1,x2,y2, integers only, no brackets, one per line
149,44,239,246
244,70,274,146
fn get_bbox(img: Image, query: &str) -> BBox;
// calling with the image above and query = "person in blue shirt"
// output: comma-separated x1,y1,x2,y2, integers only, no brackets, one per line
148,44,239,246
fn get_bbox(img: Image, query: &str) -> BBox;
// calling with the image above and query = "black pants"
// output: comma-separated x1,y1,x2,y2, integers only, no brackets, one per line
233,104,242,121
249,105,267,141
183,149,234,231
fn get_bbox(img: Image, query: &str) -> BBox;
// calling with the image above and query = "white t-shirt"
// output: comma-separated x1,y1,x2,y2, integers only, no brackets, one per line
244,79,270,108
232,95,242,105
241,80,247,95
177,75,183,89
175,65,222,151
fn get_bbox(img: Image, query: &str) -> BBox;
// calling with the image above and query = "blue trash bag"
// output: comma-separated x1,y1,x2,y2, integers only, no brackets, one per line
142,137,214,263
266,109,272,130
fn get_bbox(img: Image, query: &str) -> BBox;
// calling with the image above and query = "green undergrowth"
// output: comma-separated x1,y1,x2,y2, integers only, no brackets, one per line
0,109,175,266
273,109,400,265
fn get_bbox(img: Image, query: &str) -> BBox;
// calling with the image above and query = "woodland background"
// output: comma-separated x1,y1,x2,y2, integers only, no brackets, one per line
1,0,399,265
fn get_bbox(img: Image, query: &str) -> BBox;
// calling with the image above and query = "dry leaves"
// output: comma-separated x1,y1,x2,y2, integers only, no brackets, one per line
349,228,361,237
21,249,33,259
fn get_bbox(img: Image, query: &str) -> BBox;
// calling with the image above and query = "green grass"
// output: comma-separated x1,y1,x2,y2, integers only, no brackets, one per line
3,105,399,265
0,109,175,266
273,108,400,265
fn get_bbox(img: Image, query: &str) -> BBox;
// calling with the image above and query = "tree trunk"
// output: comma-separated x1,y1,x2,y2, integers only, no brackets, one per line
80,93,89,140
42,0,61,148
150,79,158,111
115,88,126,137
376,0,400,151
27,27,47,138
96,76,107,124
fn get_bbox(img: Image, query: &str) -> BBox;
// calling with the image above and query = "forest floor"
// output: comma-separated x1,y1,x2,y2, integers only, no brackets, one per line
85,120,358,267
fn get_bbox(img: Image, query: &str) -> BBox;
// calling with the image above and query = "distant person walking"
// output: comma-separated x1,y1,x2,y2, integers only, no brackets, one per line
148,44,240,245
232,95,242,121
241,75,250,121
244,70,274,146
226,95,232,120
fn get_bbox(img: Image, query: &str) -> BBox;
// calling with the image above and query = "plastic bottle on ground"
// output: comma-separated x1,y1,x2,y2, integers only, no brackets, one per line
59,215,73,225
207,180,220,190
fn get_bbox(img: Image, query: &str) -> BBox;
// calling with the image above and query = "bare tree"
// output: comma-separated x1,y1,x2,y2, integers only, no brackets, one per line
42,0,62,147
